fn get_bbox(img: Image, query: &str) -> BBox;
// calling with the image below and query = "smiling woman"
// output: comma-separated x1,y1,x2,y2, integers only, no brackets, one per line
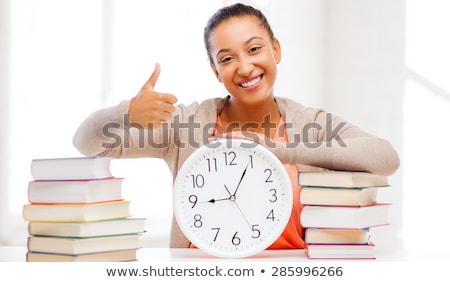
72,2,399,250
206,15,282,137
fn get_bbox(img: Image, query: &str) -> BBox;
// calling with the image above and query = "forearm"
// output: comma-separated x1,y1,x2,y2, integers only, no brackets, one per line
73,100,131,157
275,137,400,176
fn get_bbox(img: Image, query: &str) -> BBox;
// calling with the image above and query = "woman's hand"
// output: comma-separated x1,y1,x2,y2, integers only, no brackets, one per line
128,63,178,129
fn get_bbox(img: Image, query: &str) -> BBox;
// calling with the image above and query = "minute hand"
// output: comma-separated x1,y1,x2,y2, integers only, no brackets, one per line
233,161,250,196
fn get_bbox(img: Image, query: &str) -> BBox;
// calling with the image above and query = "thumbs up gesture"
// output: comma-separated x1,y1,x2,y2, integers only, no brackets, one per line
128,63,178,129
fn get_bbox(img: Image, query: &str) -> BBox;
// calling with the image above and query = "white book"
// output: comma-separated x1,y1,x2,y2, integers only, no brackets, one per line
26,249,139,262
27,234,143,255
28,178,123,204
306,243,375,259
301,204,391,229
23,200,131,222
31,156,113,181
298,171,389,188
28,218,146,238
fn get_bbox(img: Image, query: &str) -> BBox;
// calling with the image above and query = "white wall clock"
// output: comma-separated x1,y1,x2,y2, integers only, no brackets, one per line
173,138,293,258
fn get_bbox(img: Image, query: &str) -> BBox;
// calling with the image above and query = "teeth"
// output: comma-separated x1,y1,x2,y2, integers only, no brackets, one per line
240,76,261,88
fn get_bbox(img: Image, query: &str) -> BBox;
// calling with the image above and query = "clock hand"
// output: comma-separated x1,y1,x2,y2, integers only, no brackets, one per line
226,185,251,228
223,184,232,196
232,161,250,197
203,185,235,203
204,197,229,203
233,201,251,228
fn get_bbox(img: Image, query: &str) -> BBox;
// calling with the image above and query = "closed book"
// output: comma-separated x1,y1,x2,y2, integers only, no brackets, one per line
26,248,139,262
298,171,389,188
28,178,123,204
27,234,142,255
301,203,391,229
300,186,379,206
306,243,375,259
28,218,146,238
23,200,131,222
31,156,113,181
304,228,371,244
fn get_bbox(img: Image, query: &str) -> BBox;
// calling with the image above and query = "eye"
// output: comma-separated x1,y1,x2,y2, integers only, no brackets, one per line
249,46,262,54
219,56,233,64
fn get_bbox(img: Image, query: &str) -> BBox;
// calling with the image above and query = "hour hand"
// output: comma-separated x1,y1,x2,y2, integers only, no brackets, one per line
223,184,232,196
204,197,230,203
203,185,234,203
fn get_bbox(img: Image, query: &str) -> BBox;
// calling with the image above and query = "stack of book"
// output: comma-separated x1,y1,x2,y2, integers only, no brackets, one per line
298,170,391,259
22,156,146,262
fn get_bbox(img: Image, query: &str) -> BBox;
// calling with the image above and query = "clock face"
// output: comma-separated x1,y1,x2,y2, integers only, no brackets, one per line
173,138,293,258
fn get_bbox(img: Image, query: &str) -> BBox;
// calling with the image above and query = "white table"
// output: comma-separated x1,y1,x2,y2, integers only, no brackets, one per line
0,246,442,262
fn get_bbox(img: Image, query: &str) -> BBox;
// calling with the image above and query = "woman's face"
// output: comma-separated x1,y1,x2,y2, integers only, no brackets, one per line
208,15,281,106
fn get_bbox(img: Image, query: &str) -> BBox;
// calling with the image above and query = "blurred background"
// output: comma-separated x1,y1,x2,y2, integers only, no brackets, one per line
1,0,449,254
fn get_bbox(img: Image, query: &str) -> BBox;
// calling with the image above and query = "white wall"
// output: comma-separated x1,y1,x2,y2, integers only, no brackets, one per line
325,0,405,140
402,0,450,251
0,0,11,245
324,0,405,250
266,0,327,108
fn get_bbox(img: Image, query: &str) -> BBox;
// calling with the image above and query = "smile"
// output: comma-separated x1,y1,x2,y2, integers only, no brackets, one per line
240,75,262,88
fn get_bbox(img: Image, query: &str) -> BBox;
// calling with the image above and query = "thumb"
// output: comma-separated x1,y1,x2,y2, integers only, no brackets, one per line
144,62,161,90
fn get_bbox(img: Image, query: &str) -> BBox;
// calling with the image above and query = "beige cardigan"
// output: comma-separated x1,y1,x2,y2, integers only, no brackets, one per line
73,96,400,247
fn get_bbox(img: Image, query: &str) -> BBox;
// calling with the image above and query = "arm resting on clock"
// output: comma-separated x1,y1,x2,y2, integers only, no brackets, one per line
274,136,400,176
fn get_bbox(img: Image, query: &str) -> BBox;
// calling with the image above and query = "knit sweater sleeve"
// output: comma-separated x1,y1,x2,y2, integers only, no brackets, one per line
72,99,174,159
274,99,400,176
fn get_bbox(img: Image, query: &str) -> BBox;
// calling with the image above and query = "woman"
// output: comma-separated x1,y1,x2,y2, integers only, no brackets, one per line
73,3,400,248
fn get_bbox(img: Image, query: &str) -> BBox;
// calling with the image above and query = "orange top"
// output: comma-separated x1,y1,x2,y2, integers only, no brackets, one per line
190,116,305,249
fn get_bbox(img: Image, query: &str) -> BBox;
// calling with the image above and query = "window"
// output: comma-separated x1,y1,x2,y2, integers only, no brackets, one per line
5,0,105,245
4,0,224,246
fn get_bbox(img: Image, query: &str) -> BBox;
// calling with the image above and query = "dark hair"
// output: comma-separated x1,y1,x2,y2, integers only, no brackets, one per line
204,3,275,64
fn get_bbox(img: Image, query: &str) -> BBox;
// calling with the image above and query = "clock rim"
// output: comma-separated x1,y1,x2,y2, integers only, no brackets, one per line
172,138,293,258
